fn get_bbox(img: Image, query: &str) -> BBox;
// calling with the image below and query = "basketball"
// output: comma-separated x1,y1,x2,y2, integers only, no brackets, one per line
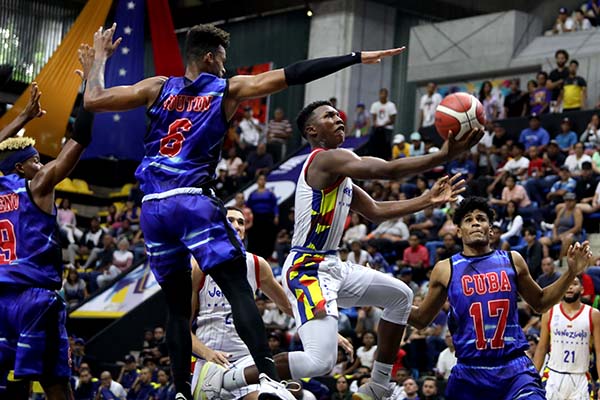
434,92,485,140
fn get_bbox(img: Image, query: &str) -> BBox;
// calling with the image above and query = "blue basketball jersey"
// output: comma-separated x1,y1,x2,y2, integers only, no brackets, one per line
135,73,229,195
447,250,528,363
0,174,62,290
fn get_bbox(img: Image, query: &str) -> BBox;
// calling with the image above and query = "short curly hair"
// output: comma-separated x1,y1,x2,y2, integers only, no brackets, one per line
185,24,230,63
296,100,332,138
453,196,495,226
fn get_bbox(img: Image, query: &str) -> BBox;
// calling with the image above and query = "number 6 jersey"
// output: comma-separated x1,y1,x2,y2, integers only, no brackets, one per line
447,250,528,363
0,175,62,289
546,303,592,373
136,73,228,195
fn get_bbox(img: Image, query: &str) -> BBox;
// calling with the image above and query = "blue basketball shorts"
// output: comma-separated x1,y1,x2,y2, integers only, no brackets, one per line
445,355,545,400
0,287,70,380
141,192,245,284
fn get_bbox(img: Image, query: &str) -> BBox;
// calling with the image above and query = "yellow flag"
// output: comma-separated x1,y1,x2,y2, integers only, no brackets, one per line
0,0,113,157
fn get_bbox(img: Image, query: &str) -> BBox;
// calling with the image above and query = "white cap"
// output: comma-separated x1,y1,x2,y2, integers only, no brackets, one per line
428,146,440,153
393,134,405,144
410,132,422,141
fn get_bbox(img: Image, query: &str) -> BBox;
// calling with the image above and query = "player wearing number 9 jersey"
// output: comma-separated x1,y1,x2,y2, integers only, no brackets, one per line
409,197,594,400
0,80,95,399
84,21,406,400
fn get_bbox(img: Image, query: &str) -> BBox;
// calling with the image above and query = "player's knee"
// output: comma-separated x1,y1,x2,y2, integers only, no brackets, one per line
381,281,413,325
305,347,337,376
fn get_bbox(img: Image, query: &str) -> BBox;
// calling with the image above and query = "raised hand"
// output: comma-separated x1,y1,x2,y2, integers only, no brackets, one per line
21,82,46,120
429,173,466,205
566,241,593,276
441,128,484,159
93,23,122,59
75,43,95,81
361,47,406,64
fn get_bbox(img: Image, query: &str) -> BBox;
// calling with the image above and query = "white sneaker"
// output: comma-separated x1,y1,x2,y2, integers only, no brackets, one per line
195,362,227,400
352,382,393,400
257,373,297,400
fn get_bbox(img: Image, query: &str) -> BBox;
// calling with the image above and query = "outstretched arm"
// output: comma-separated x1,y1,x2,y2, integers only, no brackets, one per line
350,174,465,224
0,83,46,142
84,24,165,112
533,311,550,371
409,259,450,329
258,256,293,317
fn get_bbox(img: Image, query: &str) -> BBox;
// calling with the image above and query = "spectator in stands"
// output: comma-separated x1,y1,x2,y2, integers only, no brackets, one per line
343,212,368,244
585,0,600,24
266,107,292,163
504,78,527,118
479,80,501,121
71,338,90,375
369,88,397,159
112,238,134,273
350,102,371,138
332,376,353,400
574,9,593,30
435,331,457,380
520,114,550,150
116,218,135,244
421,376,441,400
446,151,475,187
419,82,442,128
74,368,99,400
564,142,592,176
409,207,445,241
364,216,410,256
409,132,425,156
546,166,577,208
58,197,82,245
573,161,598,204
62,268,88,310
526,141,563,205
580,113,600,149
552,7,575,34
96,259,122,290
155,369,175,400
67,216,105,268
525,145,544,179
355,306,382,338
490,224,509,251
436,233,461,262
561,59,587,112
214,166,236,198
555,117,578,152
143,357,161,382
355,331,378,370
329,97,347,124
521,226,543,280
577,179,600,214
537,257,562,288
349,240,370,265
246,173,278,259
392,134,410,159
267,331,285,355
244,142,274,179
127,367,156,400
238,106,262,155
401,234,430,281
524,79,538,115
98,371,127,399
548,49,570,108
531,73,551,115
493,174,531,210
366,243,390,272
119,200,140,227
498,200,524,245
540,192,583,261
471,122,495,175
106,204,121,232
223,147,244,178
233,192,253,231
399,268,420,295
402,378,420,400
128,182,143,208
118,355,139,391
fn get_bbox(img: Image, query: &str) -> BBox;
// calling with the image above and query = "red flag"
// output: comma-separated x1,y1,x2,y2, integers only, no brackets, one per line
146,0,184,76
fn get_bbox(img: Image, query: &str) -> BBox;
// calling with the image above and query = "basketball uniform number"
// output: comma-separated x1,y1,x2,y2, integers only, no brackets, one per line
159,118,192,157
563,350,575,363
0,219,16,264
469,299,510,350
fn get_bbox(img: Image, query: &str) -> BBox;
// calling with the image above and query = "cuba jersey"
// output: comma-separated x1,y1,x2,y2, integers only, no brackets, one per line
0,175,61,290
546,303,593,373
195,253,260,361
447,250,528,363
291,148,353,253
136,74,229,195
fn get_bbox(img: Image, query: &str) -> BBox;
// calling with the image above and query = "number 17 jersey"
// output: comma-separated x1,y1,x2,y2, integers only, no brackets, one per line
136,73,228,195
447,250,528,363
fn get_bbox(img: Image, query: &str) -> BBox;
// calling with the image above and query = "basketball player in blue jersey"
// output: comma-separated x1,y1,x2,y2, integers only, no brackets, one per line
83,23,407,400
0,54,96,399
197,101,480,400
409,197,594,400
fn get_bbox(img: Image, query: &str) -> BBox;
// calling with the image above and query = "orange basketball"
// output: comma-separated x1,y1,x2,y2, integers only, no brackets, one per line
434,93,485,140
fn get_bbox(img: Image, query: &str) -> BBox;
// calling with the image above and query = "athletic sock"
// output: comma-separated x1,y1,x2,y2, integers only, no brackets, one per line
371,361,393,386
223,366,248,391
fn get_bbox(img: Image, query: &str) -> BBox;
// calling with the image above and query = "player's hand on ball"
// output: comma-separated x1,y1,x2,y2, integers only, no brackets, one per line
205,349,231,367
442,128,484,158
93,23,122,59
566,241,593,275
361,47,406,64
75,43,95,81
430,173,466,205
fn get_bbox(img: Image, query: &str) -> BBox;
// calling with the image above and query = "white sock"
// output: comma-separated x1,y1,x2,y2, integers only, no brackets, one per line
371,361,392,386
223,366,247,391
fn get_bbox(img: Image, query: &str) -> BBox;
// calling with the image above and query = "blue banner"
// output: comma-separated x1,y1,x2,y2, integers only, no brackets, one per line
84,0,146,160
227,136,369,207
